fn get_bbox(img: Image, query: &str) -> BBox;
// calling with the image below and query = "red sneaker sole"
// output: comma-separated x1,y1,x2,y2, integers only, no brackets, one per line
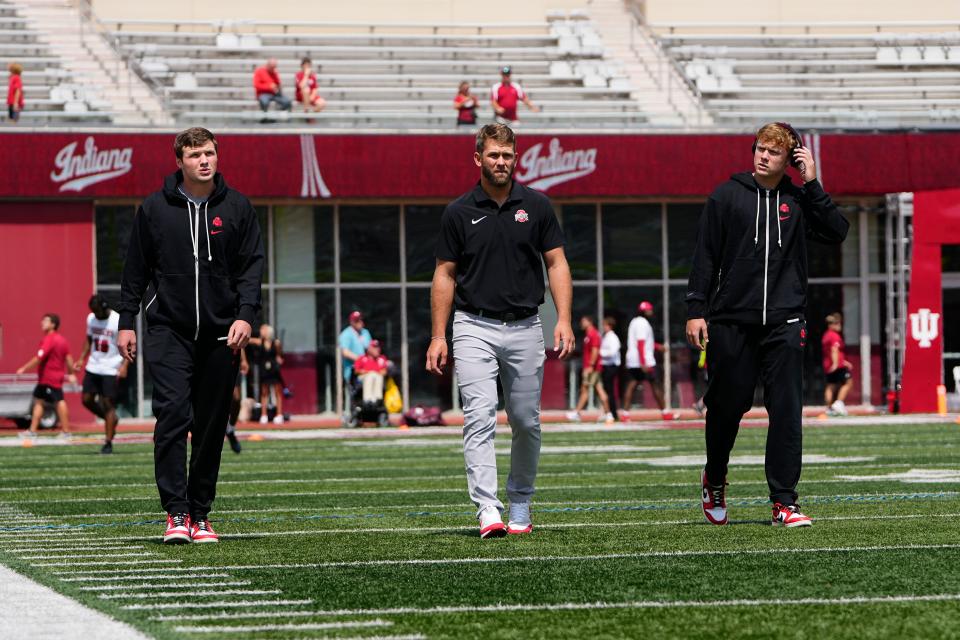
480,524,507,539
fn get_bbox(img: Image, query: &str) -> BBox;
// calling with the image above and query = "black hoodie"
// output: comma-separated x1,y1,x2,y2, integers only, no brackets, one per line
686,172,849,326
117,170,265,338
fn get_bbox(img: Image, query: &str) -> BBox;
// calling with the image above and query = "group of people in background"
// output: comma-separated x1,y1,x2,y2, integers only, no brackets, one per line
454,65,539,126
338,310,390,405
253,57,327,119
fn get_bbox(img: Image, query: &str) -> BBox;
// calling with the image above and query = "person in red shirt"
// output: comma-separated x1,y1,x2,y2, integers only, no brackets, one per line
822,312,853,416
294,57,326,114
566,315,610,422
252,58,291,116
453,80,478,126
354,340,389,404
15,313,77,437
7,62,24,123
490,66,538,124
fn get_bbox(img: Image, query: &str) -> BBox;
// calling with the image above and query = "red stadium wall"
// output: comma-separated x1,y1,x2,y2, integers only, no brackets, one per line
0,201,95,420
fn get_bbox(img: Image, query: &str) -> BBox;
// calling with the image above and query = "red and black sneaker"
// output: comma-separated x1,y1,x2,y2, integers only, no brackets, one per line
190,518,220,543
163,512,191,544
701,469,728,525
772,503,812,528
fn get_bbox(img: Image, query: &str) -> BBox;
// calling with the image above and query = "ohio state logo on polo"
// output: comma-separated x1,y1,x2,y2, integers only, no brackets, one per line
515,209,529,222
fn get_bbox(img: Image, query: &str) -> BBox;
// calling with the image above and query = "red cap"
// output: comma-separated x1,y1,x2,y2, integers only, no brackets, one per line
638,301,654,313
368,339,381,350
349,311,363,322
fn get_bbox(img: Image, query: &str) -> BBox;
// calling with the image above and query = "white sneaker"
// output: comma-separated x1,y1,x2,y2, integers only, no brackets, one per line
604,413,615,424
57,431,72,441
507,502,533,534
272,415,284,425
565,410,581,422
478,505,507,539
830,401,848,416
259,414,268,425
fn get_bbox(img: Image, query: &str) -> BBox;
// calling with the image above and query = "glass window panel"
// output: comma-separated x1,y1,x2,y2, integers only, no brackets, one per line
559,204,596,280
666,203,703,279
809,204,859,277
340,289,403,372
340,206,400,282
668,285,703,410
96,205,136,285
274,290,335,414
601,204,661,280
868,211,885,274
274,205,332,283
405,205,445,283
407,287,453,409
943,245,960,273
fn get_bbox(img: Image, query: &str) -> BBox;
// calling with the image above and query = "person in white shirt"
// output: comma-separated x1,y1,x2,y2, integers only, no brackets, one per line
599,316,622,423
623,301,677,420
77,294,128,454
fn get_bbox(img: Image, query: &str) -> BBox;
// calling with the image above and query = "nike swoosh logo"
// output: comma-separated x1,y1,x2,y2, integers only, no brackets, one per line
779,216,791,221
211,230,224,235
471,217,487,225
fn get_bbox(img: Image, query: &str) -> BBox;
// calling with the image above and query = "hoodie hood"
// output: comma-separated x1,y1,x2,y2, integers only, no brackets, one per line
730,171,794,192
162,169,229,204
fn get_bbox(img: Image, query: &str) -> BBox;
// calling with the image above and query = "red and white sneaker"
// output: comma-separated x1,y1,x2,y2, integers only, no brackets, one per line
478,505,507,539
700,469,728,525
163,512,191,544
190,518,220,543
507,502,533,535
661,410,680,421
772,503,812,528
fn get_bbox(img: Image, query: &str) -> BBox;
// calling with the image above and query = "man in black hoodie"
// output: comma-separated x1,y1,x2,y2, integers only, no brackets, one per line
685,122,848,528
117,127,264,544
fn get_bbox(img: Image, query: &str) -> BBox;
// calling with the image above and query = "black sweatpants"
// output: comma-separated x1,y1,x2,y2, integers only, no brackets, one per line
145,325,239,520
703,319,805,505
601,366,619,419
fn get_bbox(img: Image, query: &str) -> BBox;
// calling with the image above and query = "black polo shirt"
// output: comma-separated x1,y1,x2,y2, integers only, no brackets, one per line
435,180,565,312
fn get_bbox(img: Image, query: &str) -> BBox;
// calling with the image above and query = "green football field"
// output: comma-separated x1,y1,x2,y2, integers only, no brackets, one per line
0,419,958,639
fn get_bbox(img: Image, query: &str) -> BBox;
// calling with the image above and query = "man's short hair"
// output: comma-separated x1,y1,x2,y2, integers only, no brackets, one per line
43,313,60,330
174,127,218,159
301,57,312,66
475,123,515,154
826,312,842,325
755,123,797,153
603,315,616,328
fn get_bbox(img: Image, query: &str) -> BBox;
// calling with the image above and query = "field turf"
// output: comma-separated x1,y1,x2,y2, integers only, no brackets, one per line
0,419,958,639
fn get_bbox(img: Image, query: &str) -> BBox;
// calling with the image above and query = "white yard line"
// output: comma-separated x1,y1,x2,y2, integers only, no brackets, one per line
61,573,234,583
120,599,312,611
177,619,392,633
32,558,181,567
147,592,960,621
17,552,161,560
2,543,143,553
0,564,150,639
81,580,252,591
99,588,281,600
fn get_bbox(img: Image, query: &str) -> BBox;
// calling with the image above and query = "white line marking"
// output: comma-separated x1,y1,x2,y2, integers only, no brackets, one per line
81,581,252,592
0,564,150,639
32,559,181,567
99,589,281,600
836,468,960,484
121,599,312,611
18,552,159,560
53,543,960,577
162,593,960,618
610,454,876,466
177,620,392,633
2,544,142,553
63,573,234,583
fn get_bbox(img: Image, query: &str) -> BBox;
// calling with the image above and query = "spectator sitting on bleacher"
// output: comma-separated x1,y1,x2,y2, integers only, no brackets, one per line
491,66,538,125
295,57,326,114
253,58,291,117
453,80,477,126
7,62,24,123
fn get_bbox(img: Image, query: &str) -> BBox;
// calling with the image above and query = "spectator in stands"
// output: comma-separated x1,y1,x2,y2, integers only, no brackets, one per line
491,66,538,125
454,80,478,126
295,57,326,114
253,58,291,117
7,62,23,123
822,312,853,416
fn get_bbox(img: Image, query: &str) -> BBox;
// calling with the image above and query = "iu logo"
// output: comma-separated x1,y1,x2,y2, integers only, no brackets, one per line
909,308,940,348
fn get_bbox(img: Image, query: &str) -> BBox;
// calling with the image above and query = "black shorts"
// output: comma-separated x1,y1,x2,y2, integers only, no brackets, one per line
628,367,658,383
33,384,64,404
825,368,852,385
8,105,20,121
82,372,119,401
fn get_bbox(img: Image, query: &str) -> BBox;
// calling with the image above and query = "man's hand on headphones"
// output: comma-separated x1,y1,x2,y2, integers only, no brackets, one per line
794,147,816,183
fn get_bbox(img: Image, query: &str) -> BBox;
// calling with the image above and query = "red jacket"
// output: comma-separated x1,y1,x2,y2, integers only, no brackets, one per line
7,74,23,108
253,66,280,97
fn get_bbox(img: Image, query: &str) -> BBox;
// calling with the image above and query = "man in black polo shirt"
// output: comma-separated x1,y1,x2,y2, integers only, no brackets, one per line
426,123,574,539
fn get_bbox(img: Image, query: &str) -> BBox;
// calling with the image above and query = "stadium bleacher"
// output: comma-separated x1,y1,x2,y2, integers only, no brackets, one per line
103,16,648,128
650,20,960,129
0,0,114,124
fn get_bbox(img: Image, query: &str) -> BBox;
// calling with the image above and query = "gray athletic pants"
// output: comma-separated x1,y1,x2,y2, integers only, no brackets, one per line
452,310,545,515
